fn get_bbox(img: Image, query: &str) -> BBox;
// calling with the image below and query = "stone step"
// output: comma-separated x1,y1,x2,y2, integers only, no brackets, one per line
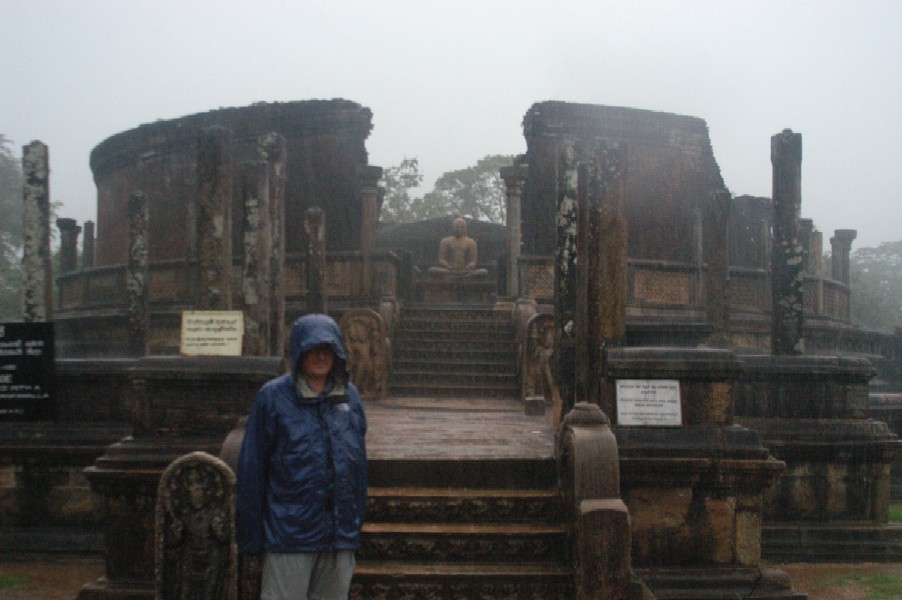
366,487,561,523
392,348,517,371
394,329,516,343
637,567,807,600
368,458,557,490
402,307,512,322
392,371,518,388
390,382,520,398
350,562,572,600
392,360,517,375
763,523,902,563
358,522,566,563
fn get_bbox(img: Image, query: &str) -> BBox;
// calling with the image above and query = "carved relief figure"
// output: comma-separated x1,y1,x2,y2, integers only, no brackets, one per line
340,309,389,401
428,217,488,277
156,451,236,600
523,314,562,424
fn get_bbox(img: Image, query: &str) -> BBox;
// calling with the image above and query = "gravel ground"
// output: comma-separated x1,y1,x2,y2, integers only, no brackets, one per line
1,561,901,599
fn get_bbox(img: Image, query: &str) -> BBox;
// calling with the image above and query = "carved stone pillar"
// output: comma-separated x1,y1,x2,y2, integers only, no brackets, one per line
554,140,579,412
770,129,804,356
240,161,271,356
195,126,233,311
82,220,95,270
501,164,528,297
304,207,327,314
359,166,383,297
577,141,627,412
799,218,814,275
830,229,857,286
57,218,81,274
21,141,53,322
127,192,149,358
258,133,287,357
706,190,732,346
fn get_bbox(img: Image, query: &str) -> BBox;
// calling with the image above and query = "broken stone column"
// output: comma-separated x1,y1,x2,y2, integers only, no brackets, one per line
830,229,857,286
240,161,271,357
799,218,814,275
258,133,287,357
359,166,383,297
501,164,528,297
577,141,627,412
127,192,149,358
770,129,804,356
196,126,233,311
57,218,81,274
706,190,732,346
304,207,327,314
82,220,95,270
21,141,53,322
554,140,579,410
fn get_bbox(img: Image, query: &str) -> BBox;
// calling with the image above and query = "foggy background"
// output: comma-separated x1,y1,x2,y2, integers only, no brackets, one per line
2,0,900,248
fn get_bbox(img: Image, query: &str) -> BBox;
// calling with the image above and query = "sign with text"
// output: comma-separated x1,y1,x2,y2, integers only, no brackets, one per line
180,311,244,356
616,379,682,426
0,322,55,421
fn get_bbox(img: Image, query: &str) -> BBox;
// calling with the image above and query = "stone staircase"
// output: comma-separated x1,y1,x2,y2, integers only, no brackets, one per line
390,306,520,398
351,457,571,599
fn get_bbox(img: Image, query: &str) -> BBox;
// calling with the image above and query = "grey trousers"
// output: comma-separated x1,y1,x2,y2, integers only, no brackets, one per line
261,551,356,600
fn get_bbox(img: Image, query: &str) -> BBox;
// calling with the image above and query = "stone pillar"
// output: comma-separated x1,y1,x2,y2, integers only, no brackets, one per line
195,126,233,311
82,220,95,270
359,166,383,297
554,140,579,411
770,129,804,356
240,161,271,356
501,164,528,297
799,219,814,275
830,229,857,286
578,141,627,412
56,218,81,274
304,207,327,314
811,228,824,314
706,190,732,345
127,192,149,357
258,133,287,357
21,141,53,322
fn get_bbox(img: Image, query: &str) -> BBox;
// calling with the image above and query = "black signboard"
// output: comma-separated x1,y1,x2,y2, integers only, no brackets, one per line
0,322,55,421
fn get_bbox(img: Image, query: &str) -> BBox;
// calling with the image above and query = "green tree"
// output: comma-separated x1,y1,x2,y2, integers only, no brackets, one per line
0,135,23,321
421,155,513,224
380,154,515,224
849,240,902,332
379,157,424,223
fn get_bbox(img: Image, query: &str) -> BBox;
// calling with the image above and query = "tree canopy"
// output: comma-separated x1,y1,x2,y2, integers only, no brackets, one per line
849,240,902,333
0,135,23,321
380,154,514,224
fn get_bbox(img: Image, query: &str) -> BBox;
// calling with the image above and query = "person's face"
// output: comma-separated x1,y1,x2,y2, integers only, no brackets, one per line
300,344,334,380
452,219,466,238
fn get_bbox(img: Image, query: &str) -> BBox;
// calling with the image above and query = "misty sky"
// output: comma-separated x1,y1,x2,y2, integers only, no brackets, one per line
2,0,901,248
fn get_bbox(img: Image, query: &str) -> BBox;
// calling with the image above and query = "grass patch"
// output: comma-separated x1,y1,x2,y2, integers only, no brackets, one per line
831,573,902,600
0,572,27,589
890,503,902,523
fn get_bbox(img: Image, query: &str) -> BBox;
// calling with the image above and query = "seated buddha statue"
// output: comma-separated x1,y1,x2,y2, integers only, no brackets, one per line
428,217,488,278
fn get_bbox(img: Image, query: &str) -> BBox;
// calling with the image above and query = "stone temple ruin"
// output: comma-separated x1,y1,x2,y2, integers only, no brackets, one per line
2,98,902,600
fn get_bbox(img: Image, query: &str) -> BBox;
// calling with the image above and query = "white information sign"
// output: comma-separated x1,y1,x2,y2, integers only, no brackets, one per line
180,311,244,356
616,379,682,426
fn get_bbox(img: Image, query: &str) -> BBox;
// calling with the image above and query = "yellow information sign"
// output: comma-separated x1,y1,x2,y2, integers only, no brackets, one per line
180,311,244,356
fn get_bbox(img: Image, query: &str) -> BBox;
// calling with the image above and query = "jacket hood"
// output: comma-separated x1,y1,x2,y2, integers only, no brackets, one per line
289,314,348,383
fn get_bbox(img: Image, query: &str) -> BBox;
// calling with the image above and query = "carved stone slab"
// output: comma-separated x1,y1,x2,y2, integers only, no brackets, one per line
156,451,237,600
340,309,389,401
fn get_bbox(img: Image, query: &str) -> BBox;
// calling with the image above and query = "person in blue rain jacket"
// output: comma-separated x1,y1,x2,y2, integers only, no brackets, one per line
237,314,368,600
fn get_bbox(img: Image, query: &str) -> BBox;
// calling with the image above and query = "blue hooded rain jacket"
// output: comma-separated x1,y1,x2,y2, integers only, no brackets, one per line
236,314,368,555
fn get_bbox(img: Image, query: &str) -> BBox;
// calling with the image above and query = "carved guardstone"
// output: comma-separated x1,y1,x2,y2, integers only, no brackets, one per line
156,451,237,600
340,309,389,401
